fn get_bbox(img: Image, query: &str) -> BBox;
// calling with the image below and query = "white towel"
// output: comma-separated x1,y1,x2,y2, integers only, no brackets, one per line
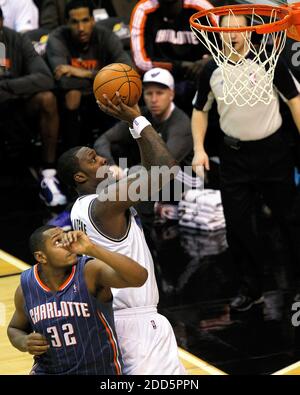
179,189,226,231
196,191,222,208
181,213,194,222
183,189,203,203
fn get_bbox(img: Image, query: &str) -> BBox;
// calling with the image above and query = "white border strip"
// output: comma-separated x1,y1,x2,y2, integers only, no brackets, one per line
0,249,31,272
273,361,300,375
178,347,227,375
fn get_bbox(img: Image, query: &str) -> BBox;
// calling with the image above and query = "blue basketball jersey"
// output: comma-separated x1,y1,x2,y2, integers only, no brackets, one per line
21,257,123,375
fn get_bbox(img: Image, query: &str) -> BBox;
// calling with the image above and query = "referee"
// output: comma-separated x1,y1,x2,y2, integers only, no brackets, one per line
192,14,300,312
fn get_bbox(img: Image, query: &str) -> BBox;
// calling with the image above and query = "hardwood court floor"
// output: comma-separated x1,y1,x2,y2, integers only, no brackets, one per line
273,361,300,375
0,252,226,375
0,250,25,277
0,275,33,374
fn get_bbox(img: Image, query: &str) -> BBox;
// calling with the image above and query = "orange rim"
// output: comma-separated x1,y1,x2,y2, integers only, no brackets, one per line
190,3,293,35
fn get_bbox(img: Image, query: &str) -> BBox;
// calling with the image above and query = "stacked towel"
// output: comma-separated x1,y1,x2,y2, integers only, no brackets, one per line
178,189,226,231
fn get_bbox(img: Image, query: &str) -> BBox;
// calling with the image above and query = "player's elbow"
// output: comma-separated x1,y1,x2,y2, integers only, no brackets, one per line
7,325,12,340
132,267,148,287
7,325,16,346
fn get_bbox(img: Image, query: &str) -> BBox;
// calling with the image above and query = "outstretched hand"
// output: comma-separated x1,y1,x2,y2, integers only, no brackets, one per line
97,92,141,126
56,231,94,256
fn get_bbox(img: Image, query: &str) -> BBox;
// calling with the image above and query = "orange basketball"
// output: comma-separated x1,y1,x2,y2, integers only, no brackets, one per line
93,63,142,106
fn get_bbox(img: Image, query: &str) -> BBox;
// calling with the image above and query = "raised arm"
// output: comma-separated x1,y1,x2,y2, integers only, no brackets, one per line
58,231,148,293
191,108,210,173
98,95,176,168
7,286,50,355
91,94,178,231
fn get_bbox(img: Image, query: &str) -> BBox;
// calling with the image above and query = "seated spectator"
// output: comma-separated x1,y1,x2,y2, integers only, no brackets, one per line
94,67,193,168
0,0,39,33
0,7,66,207
46,0,132,149
130,0,214,115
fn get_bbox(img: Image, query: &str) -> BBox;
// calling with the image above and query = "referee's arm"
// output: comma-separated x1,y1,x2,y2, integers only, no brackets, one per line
191,109,210,173
287,95,300,134
191,63,214,174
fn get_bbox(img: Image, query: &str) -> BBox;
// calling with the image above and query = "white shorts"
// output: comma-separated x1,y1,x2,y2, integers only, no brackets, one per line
114,306,186,375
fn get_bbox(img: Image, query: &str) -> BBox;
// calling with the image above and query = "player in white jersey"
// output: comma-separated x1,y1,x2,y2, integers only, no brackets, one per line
58,93,185,375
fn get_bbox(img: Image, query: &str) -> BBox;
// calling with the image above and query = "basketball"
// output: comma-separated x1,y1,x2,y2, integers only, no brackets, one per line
93,63,142,106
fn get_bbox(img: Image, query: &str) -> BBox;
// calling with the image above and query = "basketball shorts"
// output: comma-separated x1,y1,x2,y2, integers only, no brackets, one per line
114,306,186,375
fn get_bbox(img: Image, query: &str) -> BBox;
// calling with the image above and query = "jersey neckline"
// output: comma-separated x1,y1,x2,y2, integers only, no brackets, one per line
33,264,77,293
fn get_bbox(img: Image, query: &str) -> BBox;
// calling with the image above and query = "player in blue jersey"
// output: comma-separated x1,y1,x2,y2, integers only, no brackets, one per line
7,225,148,375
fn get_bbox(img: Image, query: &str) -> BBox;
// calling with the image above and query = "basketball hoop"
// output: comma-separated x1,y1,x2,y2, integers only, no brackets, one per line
190,3,300,106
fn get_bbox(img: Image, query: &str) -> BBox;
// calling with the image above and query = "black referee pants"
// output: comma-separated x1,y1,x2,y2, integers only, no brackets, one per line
219,129,299,298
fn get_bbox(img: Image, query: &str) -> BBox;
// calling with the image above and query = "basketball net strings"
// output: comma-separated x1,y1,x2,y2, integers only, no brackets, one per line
191,8,287,106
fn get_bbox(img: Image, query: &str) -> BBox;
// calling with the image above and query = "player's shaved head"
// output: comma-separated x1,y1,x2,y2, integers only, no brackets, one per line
29,225,57,254
57,147,83,188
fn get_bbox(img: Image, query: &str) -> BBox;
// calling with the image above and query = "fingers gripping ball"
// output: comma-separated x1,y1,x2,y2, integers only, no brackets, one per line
93,63,142,106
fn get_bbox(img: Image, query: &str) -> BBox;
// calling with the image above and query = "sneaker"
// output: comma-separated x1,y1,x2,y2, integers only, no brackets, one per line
47,210,72,231
230,294,264,312
40,169,67,207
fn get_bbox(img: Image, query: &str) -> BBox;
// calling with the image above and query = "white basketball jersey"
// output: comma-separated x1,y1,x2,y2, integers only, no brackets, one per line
71,194,159,311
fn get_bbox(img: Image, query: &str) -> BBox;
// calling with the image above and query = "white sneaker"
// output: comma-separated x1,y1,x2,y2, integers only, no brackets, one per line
40,169,67,207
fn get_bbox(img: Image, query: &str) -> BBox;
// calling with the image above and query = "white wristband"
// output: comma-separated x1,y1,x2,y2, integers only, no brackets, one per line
129,116,151,139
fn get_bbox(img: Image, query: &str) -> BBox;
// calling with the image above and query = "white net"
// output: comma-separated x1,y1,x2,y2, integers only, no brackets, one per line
191,8,287,106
